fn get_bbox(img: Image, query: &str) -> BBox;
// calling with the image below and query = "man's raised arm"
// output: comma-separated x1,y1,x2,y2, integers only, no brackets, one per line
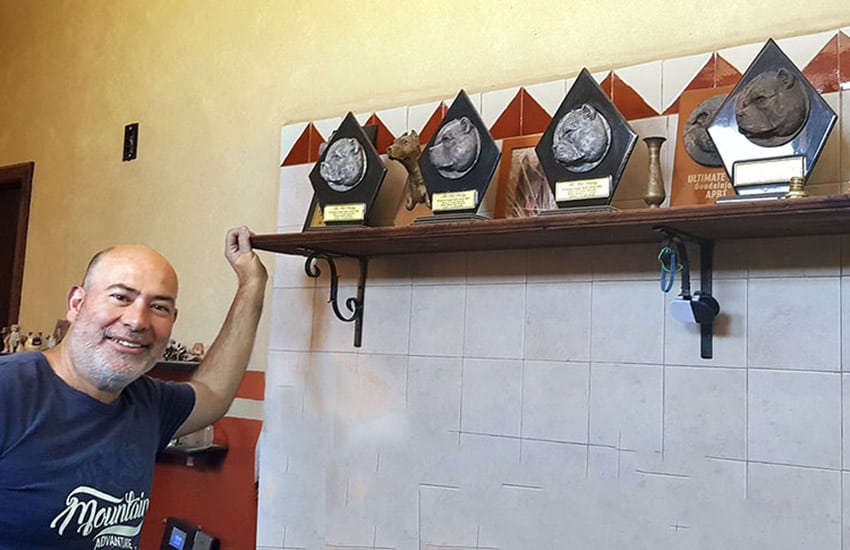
177,226,268,436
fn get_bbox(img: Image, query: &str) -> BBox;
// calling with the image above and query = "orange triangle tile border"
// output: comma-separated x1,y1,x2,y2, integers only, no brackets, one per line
519,89,552,136
611,73,659,121
476,88,552,141
839,31,850,88
489,91,523,140
663,56,717,116
282,31,845,167
365,114,396,154
281,123,312,166
417,103,448,145
803,34,840,94
283,123,326,166
714,55,742,87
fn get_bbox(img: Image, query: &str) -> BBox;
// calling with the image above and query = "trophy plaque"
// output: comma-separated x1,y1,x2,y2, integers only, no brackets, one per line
670,86,735,205
706,39,837,199
417,90,501,221
308,112,387,227
536,68,637,211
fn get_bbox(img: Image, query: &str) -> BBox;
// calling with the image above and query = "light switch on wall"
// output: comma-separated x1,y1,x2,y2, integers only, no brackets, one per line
123,122,138,161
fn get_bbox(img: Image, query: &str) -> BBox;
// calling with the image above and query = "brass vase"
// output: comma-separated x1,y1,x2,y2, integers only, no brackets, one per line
643,136,666,208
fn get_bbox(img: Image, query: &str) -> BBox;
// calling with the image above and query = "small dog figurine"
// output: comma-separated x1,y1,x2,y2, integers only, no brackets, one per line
387,130,431,211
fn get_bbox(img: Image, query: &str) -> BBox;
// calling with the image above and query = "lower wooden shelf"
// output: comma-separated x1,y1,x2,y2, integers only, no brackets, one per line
152,360,199,372
156,444,228,468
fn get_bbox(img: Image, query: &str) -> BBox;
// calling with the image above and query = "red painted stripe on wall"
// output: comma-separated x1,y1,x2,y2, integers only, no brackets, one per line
236,370,265,401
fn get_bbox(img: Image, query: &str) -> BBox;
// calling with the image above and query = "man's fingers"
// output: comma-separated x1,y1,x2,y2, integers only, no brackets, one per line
226,226,254,262
237,226,253,253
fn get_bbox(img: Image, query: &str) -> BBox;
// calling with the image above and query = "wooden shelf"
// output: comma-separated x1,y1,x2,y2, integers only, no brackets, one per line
157,444,228,468
251,194,850,258
152,360,199,372
251,193,850,351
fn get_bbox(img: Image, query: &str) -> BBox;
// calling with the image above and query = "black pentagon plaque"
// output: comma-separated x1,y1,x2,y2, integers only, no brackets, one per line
309,112,387,226
536,68,637,209
418,90,501,217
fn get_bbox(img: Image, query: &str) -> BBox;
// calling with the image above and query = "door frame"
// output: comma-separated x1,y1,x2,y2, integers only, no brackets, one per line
0,162,33,325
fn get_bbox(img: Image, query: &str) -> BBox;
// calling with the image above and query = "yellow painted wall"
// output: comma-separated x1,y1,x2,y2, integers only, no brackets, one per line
1,0,848,369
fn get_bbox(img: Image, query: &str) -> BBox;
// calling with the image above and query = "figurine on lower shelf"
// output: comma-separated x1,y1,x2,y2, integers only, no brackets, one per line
162,339,207,362
186,342,206,361
5,325,21,353
163,338,188,362
23,332,43,352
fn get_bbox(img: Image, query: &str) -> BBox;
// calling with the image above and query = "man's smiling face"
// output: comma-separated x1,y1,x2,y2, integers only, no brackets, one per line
64,245,179,394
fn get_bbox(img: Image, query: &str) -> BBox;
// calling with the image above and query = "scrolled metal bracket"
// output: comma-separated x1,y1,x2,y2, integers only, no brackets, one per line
304,252,368,347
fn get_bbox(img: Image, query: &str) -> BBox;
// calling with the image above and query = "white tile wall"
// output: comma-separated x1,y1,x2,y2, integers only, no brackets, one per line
748,369,841,468
521,360,589,443
461,358,523,437
747,463,841,549
409,284,466,357
463,284,525,359
590,280,665,363
359,286,412,355
747,277,841,371
664,366,747,460
260,233,850,549
524,282,591,362
262,29,850,550
589,362,664,452
526,246,593,282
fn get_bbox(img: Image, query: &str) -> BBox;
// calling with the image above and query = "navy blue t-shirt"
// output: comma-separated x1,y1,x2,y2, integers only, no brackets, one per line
0,352,195,549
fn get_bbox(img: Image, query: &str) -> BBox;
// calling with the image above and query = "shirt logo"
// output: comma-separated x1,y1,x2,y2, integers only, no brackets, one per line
50,486,149,548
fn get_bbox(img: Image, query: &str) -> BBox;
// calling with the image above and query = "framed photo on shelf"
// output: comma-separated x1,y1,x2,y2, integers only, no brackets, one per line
494,134,555,218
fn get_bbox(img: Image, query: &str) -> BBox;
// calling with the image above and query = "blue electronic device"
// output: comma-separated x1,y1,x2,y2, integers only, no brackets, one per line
160,518,219,550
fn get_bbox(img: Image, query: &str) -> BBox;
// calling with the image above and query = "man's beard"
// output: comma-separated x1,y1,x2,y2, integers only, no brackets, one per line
67,328,160,393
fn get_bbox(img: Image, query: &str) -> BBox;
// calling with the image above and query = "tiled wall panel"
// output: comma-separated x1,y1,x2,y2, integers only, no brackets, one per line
260,29,850,550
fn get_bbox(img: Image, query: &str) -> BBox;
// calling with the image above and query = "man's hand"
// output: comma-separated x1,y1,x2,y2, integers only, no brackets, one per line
225,226,268,288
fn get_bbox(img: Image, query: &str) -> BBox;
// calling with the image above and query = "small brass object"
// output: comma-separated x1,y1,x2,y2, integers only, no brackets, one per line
643,136,666,208
784,176,808,199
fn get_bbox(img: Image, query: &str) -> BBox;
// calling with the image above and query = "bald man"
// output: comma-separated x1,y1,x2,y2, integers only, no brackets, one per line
0,226,267,550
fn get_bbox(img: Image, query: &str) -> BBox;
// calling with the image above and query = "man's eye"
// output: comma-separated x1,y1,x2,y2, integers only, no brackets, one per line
110,293,129,302
152,304,172,314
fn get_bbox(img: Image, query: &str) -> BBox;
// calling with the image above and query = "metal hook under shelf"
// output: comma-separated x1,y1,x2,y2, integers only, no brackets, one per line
304,252,368,347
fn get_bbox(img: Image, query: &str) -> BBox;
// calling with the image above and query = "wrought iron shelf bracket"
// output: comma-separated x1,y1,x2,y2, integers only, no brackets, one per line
304,251,368,347
655,225,717,359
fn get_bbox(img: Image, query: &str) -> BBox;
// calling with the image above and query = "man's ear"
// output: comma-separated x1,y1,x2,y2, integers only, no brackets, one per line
66,286,86,322
172,308,179,324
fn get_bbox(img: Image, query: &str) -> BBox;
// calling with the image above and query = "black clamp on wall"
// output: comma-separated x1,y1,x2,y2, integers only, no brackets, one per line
655,226,719,359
